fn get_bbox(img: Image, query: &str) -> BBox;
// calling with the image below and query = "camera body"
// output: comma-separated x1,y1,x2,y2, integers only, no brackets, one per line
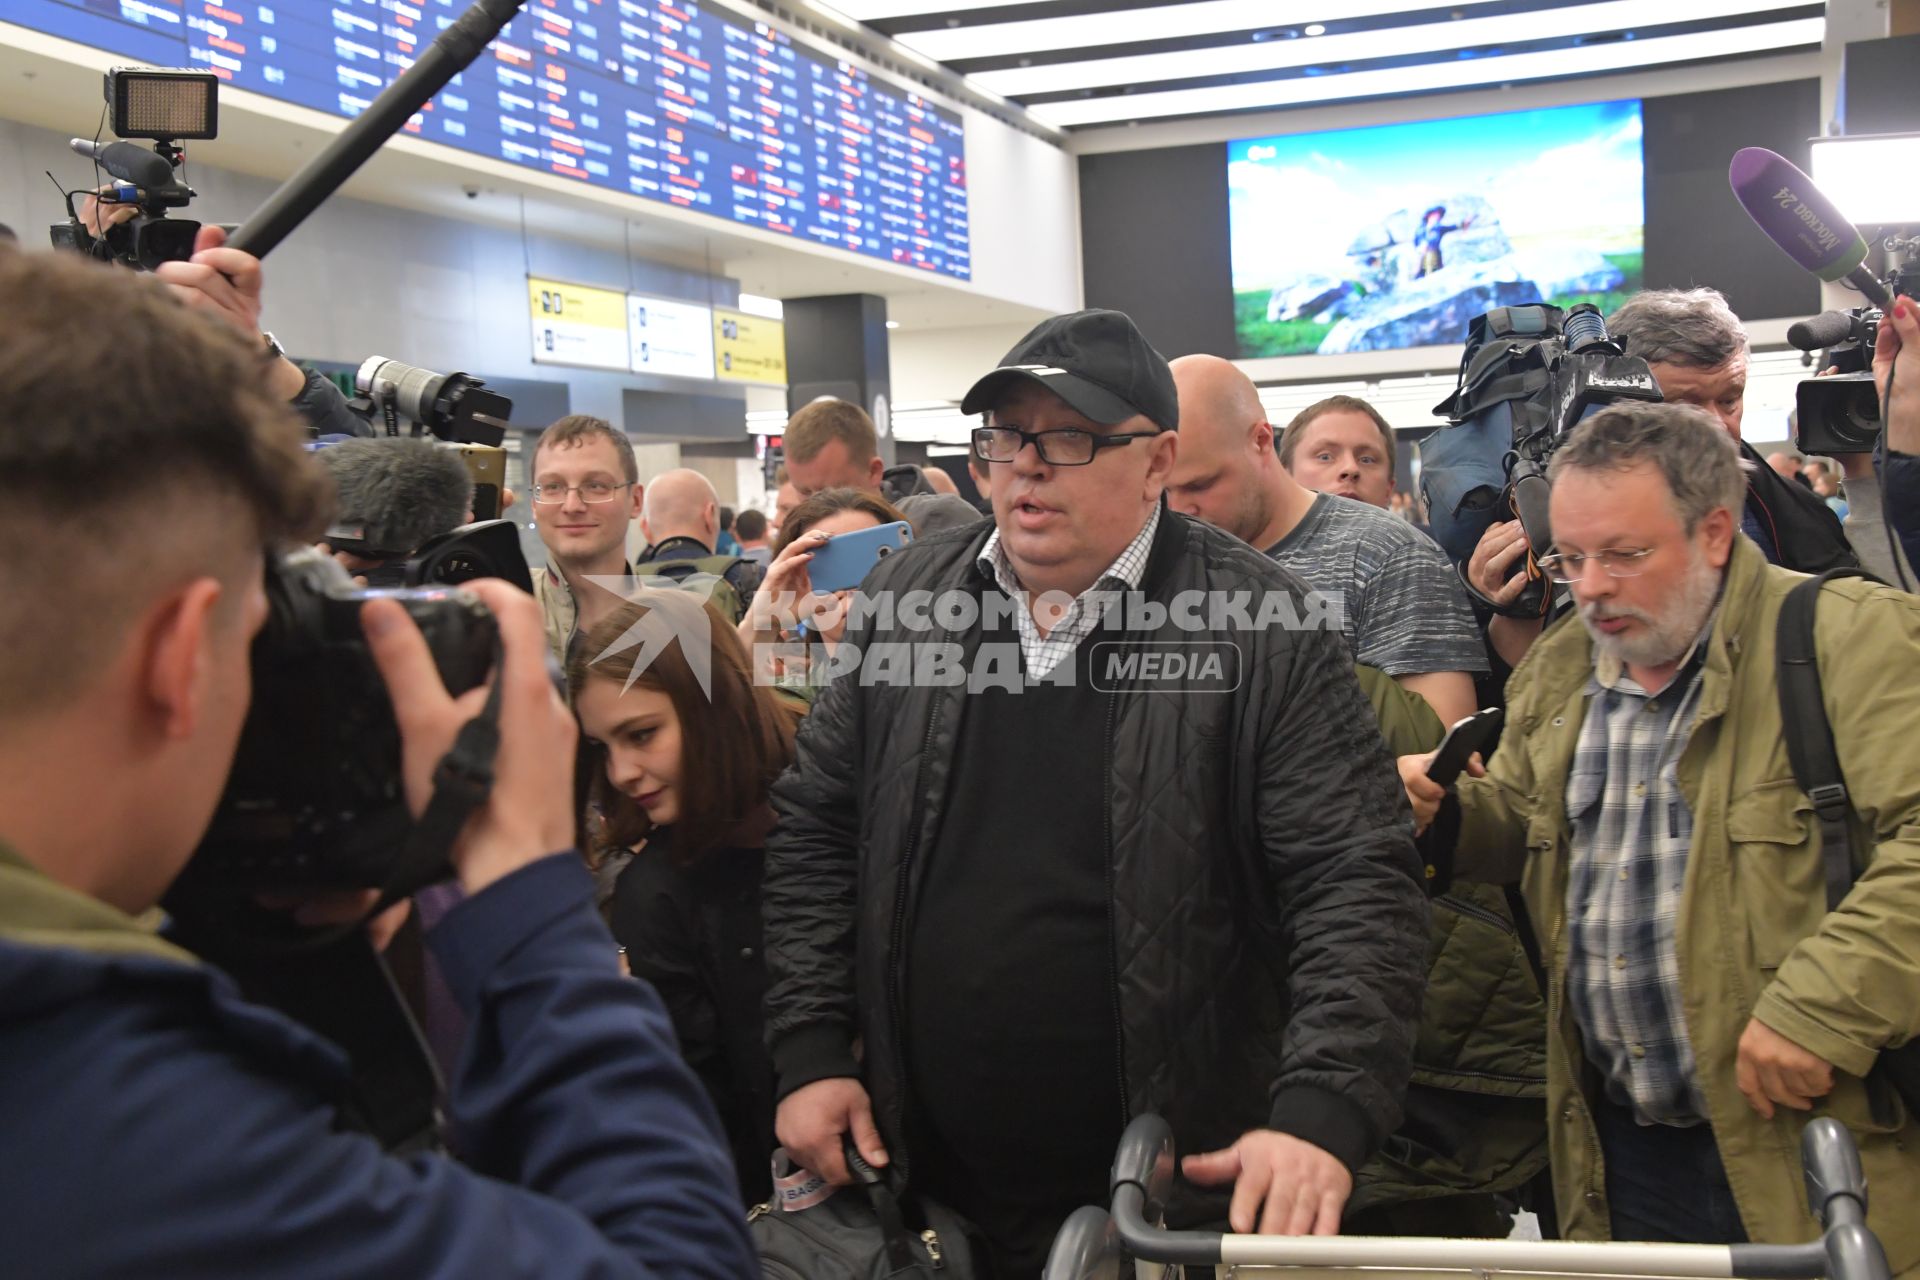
1793,243,1920,455
1535,305,1667,448
49,188,200,272
1506,305,1663,595
1426,303,1663,615
167,550,496,903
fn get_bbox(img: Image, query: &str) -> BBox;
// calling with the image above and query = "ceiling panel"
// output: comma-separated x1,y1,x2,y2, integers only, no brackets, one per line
815,0,1828,132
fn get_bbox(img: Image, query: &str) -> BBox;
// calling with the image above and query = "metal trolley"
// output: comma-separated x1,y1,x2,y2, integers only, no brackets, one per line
1043,1116,1892,1280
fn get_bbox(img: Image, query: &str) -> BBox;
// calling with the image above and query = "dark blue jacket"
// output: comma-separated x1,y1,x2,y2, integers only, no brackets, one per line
1881,445,1920,578
0,850,756,1278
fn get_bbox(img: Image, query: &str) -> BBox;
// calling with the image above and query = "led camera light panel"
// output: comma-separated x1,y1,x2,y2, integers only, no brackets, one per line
12,0,971,280
1228,99,1645,359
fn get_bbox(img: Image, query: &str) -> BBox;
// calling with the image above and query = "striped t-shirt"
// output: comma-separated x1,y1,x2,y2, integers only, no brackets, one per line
1265,493,1487,677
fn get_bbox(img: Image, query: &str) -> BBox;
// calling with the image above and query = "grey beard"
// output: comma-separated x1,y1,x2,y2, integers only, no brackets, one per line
1582,550,1722,669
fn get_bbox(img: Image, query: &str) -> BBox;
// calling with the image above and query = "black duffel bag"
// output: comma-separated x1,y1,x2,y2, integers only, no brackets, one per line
751,1142,984,1279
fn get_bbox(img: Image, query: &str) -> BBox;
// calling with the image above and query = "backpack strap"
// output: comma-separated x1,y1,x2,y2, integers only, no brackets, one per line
1775,568,1884,909
646,553,747,581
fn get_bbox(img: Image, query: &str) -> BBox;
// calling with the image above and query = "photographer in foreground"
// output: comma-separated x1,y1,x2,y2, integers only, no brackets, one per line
1399,403,1920,1262
0,251,753,1277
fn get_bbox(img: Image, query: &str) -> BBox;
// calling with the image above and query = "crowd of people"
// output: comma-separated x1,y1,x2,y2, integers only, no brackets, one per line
3,222,1920,1280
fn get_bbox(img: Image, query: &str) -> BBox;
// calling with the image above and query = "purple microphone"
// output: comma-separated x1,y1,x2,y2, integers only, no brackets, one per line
1729,147,1891,309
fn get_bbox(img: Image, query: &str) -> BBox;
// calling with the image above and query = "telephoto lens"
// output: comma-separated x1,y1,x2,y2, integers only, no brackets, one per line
354,357,510,446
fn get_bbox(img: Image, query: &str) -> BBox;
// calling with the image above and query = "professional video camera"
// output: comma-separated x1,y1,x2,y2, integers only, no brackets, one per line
49,67,219,271
1425,302,1663,615
1789,236,1920,455
347,355,512,520
168,549,497,904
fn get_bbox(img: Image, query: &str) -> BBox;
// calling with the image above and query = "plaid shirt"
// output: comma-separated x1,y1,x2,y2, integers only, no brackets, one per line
1564,633,1714,1127
977,504,1160,682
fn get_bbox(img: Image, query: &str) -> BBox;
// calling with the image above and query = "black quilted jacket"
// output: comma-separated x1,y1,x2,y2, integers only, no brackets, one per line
762,510,1429,1189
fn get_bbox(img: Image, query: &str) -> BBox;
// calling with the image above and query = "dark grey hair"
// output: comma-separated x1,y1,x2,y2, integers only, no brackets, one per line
1548,402,1746,531
1606,288,1748,370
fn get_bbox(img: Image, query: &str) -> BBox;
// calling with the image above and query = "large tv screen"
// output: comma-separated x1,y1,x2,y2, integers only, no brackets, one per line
1229,99,1644,358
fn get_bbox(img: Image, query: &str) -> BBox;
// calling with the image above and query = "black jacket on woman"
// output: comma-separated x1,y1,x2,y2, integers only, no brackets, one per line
610,839,775,1205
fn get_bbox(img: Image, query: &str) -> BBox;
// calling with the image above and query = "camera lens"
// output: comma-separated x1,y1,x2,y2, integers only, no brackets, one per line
355,357,448,424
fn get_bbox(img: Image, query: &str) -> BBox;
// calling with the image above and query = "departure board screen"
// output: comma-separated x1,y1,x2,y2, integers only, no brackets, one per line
11,0,971,279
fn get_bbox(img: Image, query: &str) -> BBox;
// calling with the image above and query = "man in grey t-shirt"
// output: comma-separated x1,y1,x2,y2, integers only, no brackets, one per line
1168,357,1486,726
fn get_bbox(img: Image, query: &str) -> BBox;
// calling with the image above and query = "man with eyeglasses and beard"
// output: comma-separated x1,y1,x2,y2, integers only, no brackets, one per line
763,309,1429,1275
1399,402,1920,1261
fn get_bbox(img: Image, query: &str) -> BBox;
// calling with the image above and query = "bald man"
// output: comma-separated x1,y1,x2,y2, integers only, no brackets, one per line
636,468,763,623
1167,355,1484,727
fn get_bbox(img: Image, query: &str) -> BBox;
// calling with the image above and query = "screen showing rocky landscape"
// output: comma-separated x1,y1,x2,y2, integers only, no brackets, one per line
1229,99,1644,358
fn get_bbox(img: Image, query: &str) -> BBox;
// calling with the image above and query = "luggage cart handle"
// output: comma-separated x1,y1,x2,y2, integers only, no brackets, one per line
1074,1115,1891,1280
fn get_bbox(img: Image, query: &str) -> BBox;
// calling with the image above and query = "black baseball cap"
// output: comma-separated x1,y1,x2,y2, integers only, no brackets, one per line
960,309,1179,433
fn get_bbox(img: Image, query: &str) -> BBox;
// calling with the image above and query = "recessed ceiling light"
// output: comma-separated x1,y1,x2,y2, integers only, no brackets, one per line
1024,15,1820,126
1304,23,1326,35
885,320,901,329
973,0,1799,98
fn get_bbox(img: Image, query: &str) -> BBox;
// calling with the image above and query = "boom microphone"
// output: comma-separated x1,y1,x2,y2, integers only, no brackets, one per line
229,0,524,258
316,437,474,559
69,137,174,191
1729,148,1892,309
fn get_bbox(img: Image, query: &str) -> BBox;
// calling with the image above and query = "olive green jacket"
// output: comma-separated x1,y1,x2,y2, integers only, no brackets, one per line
1453,536,1920,1263
1351,666,1550,1211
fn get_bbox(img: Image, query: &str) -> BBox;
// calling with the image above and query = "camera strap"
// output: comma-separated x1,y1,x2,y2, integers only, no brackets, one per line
370,630,508,918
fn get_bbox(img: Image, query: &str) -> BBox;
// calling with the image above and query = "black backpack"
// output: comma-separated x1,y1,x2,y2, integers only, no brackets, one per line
1775,568,1920,1116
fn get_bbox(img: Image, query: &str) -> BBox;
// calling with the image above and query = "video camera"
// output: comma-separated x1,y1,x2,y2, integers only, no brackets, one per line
49,67,219,272
1425,302,1663,615
1789,236,1920,455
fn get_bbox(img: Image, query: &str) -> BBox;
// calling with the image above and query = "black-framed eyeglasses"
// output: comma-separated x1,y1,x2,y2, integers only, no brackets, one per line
1535,547,1655,584
972,425,1161,467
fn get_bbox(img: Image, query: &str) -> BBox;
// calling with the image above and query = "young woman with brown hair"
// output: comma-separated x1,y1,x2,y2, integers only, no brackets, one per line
568,588,801,1205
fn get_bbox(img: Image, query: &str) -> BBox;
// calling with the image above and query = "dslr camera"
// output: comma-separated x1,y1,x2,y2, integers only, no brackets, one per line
1790,237,1920,455
49,67,220,272
167,550,497,906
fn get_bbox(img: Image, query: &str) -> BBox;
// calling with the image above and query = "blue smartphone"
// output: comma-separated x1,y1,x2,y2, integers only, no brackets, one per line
805,520,913,593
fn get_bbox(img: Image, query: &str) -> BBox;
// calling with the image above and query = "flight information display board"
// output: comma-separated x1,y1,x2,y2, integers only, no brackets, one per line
12,0,971,279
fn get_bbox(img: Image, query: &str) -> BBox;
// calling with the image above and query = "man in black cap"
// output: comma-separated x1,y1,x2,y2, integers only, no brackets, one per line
762,309,1429,1274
